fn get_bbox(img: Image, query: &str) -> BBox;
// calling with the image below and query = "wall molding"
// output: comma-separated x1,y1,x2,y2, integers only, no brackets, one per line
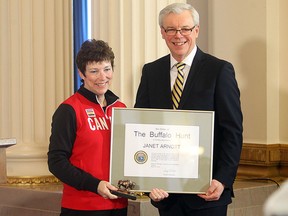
237,143,288,179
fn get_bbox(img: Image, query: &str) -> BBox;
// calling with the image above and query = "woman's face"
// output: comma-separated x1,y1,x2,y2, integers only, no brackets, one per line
79,60,113,97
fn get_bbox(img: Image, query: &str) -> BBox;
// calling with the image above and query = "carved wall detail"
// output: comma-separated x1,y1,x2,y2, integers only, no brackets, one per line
237,143,288,179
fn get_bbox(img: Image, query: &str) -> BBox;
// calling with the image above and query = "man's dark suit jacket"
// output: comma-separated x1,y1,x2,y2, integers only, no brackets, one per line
134,48,243,210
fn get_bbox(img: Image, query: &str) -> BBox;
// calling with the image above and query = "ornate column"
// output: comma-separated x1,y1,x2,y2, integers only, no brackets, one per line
0,0,73,183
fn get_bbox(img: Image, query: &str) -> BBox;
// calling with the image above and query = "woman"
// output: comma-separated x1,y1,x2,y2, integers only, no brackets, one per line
48,39,128,216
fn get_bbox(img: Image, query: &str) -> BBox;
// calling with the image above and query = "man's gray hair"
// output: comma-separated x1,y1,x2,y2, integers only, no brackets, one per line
159,3,200,27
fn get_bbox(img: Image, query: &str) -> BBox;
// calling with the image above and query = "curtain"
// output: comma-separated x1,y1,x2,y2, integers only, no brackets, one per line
73,0,88,91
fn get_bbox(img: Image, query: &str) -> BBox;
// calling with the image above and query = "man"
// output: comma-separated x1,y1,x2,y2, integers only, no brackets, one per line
134,3,243,216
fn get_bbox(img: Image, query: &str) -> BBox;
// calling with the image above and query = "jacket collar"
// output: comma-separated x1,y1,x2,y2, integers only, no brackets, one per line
77,85,119,106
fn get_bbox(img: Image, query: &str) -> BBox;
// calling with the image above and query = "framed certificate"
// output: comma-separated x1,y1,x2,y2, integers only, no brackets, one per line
109,108,214,194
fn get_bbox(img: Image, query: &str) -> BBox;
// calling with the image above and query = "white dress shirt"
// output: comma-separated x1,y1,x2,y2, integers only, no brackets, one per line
170,45,197,90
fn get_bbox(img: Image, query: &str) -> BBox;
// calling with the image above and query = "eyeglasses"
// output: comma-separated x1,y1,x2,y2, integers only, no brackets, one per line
162,25,196,36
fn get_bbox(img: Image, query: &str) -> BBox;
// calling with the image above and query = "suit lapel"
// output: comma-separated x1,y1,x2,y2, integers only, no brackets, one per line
160,56,174,108
178,48,205,109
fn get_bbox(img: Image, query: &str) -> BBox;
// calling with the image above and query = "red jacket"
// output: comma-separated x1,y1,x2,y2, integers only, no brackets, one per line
48,86,127,210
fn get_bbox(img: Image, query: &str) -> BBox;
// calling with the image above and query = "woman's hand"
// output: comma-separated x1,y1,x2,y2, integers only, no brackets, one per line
97,180,119,199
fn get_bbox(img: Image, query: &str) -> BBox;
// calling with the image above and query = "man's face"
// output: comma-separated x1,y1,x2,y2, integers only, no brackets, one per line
161,10,199,62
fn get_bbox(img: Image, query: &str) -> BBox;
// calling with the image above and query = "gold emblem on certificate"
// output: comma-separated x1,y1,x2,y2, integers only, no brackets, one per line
134,150,148,164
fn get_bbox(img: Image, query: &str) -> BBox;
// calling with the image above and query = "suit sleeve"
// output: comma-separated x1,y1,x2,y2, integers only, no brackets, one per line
134,64,151,108
213,62,243,189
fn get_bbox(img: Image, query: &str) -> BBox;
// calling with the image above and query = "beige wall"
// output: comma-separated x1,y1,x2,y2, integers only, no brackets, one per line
189,0,288,144
211,1,268,143
279,0,288,143
0,0,287,178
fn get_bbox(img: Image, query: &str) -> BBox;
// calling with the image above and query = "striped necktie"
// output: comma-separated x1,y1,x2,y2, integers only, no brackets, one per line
172,62,185,109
